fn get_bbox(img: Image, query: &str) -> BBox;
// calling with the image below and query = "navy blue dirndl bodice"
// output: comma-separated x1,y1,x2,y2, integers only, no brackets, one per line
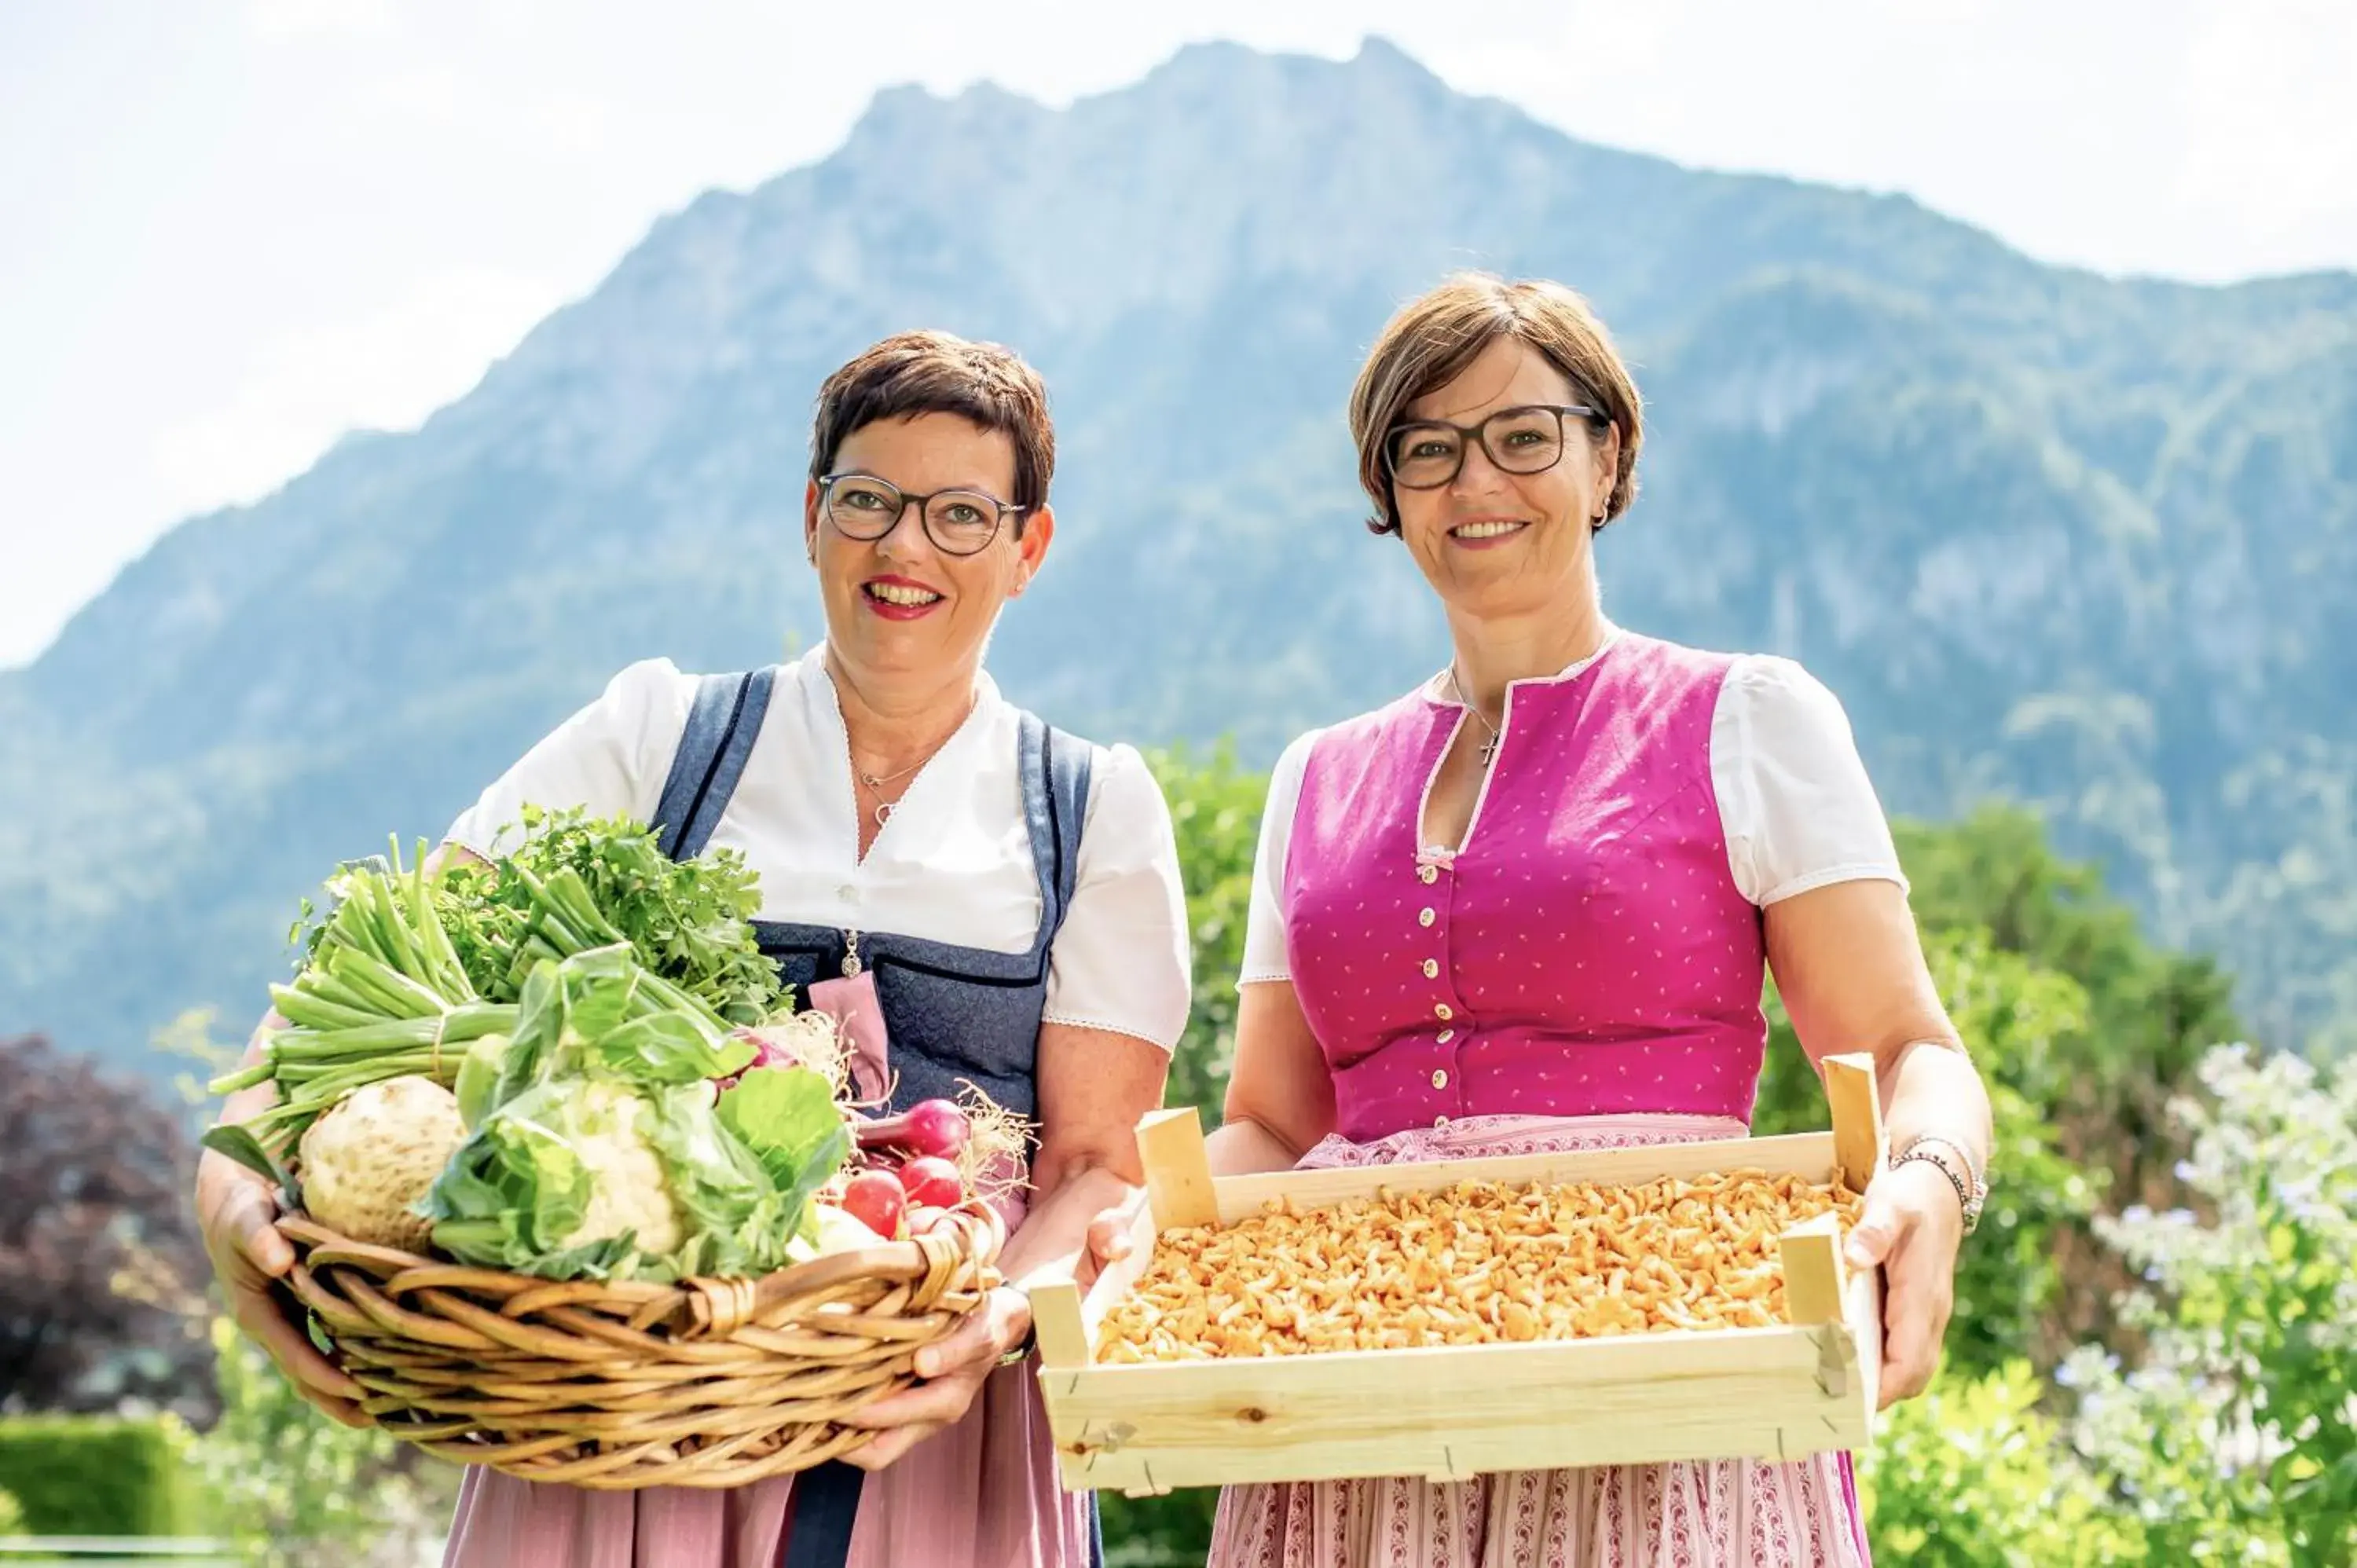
649,665,1102,1568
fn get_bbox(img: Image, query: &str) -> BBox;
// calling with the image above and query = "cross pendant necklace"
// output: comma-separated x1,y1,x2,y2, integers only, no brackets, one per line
1450,670,1505,769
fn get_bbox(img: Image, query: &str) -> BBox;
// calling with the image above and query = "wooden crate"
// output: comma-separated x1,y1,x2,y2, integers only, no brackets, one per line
1028,1055,1886,1496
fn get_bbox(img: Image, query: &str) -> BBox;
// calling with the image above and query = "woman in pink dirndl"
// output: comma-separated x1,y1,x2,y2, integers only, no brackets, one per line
1119,276,1997,1567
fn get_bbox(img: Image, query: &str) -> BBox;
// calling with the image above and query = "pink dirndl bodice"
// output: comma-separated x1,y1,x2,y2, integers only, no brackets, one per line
1215,632,1870,1567
1284,632,1765,1141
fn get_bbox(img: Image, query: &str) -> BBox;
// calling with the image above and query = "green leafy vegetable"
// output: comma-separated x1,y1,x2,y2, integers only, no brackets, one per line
637,1084,808,1277
719,1066,856,1236
420,946,848,1282
198,1124,303,1211
210,817,840,1284
435,805,783,1025
422,1081,627,1280
482,942,754,1111
452,1031,512,1129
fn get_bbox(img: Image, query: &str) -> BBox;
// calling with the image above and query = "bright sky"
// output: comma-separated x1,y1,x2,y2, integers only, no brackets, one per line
3,0,2352,669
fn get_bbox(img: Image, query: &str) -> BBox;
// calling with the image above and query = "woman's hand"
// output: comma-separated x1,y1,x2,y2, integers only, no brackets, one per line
1844,1158,1964,1408
838,1284,1032,1469
1082,1189,1149,1279
195,1149,371,1427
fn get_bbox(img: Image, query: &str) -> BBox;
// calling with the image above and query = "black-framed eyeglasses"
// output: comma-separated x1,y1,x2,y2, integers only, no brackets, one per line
817,472,1028,557
1382,403,1604,490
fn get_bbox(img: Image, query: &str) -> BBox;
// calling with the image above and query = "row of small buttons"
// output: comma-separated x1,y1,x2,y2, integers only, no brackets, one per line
1417,859,1457,1127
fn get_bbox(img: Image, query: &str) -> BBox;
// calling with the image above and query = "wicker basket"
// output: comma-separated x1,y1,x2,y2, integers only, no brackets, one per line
275,1204,1006,1489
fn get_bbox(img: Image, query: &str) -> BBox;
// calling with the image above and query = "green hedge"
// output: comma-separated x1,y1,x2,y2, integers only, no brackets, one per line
1102,1490,1220,1566
0,1416,185,1534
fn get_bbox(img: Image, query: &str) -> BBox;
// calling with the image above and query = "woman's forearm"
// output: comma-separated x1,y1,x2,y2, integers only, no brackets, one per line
1205,1116,1304,1178
1878,1039,1993,1178
999,1162,1135,1293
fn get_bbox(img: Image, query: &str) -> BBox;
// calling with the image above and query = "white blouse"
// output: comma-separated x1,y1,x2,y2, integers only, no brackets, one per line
1240,636,1909,984
445,650,1193,1051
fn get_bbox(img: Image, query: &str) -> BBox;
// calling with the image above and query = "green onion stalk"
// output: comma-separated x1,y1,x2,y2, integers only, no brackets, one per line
209,839,746,1152
209,839,518,1152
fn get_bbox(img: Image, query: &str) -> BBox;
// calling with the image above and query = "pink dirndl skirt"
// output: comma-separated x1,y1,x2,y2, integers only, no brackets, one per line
1207,1113,1873,1568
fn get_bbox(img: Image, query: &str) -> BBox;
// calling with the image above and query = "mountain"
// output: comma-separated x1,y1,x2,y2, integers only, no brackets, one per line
5,38,2353,1071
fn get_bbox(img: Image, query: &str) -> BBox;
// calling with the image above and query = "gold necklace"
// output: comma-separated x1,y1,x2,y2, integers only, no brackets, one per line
854,759,924,829
849,696,977,828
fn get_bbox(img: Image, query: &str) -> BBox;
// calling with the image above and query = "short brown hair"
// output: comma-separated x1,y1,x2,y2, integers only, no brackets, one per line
810,330,1056,512
1349,273,1644,536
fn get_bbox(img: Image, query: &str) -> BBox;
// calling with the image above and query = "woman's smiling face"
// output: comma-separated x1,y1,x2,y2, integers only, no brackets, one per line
805,412,1050,686
1390,336,1619,623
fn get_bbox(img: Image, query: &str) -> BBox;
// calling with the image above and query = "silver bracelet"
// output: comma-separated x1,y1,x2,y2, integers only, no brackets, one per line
1896,1132,1984,1189
1891,1134,1987,1235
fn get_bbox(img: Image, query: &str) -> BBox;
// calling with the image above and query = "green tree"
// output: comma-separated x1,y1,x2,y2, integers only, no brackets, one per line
181,1318,457,1568
1754,927,2101,1376
1144,742,1265,1121
1893,807,2239,1216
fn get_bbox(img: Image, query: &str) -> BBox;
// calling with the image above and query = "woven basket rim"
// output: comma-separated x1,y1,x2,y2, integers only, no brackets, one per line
272,1200,1006,1488
277,1203,1004,1322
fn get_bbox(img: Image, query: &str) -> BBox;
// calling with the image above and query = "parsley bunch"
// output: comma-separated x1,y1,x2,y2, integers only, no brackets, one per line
437,805,785,1025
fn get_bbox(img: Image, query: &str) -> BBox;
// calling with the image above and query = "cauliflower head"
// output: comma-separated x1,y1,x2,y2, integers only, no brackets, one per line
558,1081,684,1258
299,1075,468,1253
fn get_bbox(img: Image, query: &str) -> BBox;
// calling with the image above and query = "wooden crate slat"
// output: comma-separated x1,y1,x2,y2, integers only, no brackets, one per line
1046,1324,1870,1493
1030,1278,1090,1372
1211,1131,1835,1224
1776,1213,1846,1326
1820,1052,1885,1194
1843,1245,1885,1412
1138,1108,1219,1230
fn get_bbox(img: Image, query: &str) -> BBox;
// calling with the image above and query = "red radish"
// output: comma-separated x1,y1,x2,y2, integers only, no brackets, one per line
746,1038,801,1071
896,1156,965,1208
852,1099,971,1160
717,1016,845,1091
840,1171,907,1239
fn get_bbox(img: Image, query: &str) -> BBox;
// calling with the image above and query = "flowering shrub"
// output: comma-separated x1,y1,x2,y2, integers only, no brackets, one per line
1861,1361,2143,1565
2062,1045,2357,1566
